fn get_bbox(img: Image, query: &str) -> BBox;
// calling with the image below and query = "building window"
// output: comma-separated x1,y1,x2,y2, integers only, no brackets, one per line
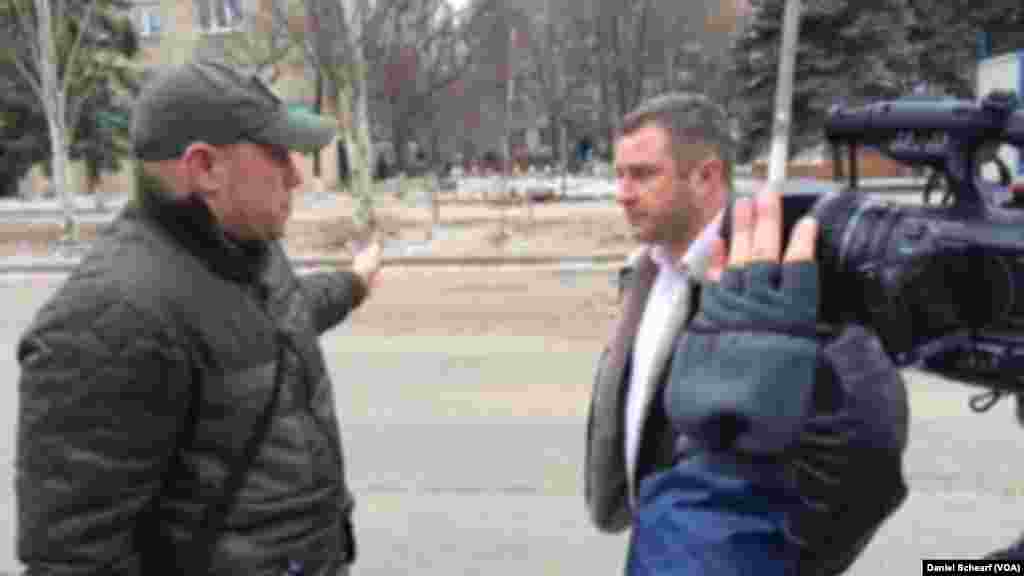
195,0,243,34
131,2,162,38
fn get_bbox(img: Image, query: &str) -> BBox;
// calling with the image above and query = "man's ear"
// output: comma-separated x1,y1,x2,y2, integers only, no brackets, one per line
181,143,225,198
696,156,725,186
692,155,727,202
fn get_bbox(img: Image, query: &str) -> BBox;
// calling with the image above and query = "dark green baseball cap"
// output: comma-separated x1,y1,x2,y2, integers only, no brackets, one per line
131,59,337,161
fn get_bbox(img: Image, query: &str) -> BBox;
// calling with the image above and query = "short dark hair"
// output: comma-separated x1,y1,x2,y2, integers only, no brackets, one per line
619,92,735,186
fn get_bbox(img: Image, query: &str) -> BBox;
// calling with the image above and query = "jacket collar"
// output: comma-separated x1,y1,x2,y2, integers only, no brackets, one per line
126,167,270,286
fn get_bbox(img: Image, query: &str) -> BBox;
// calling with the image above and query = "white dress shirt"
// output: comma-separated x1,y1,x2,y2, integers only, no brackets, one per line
624,214,722,495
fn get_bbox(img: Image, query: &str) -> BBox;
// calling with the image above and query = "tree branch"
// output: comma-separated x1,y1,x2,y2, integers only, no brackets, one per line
630,0,652,107
6,0,45,100
61,0,100,98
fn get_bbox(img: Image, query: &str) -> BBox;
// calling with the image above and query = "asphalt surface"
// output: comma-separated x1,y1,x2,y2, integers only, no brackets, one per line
0,268,1022,574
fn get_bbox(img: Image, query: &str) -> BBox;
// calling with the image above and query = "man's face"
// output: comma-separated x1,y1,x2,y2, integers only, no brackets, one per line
614,122,708,253
213,141,303,241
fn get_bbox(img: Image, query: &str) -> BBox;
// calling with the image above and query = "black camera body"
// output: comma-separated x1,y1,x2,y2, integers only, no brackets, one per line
728,92,1024,397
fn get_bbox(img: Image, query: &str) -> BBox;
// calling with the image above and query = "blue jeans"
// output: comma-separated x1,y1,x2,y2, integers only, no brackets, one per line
626,454,799,576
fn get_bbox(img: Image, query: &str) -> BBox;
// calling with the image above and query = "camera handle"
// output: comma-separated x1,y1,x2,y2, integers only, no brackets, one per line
943,135,991,212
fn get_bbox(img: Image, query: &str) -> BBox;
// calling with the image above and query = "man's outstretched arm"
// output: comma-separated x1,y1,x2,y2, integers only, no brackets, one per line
300,240,381,334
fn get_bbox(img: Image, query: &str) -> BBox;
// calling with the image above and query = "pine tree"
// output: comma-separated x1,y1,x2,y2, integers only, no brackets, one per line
732,0,1024,164
906,0,1024,98
732,0,912,162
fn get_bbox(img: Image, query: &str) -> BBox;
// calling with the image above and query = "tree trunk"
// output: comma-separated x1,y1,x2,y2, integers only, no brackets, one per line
48,115,77,242
428,122,441,232
339,92,375,233
596,32,613,161
664,32,675,92
545,118,558,168
313,68,322,179
89,163,106,211
612,12,631,126
559,120,568,197
428,119,441,168
629,0,652,108
333,0,376,237
35,0,77,242
391,100,410,175
336,77,376,236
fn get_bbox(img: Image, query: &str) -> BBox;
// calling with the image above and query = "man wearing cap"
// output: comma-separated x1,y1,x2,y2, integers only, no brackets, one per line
16,59,380,575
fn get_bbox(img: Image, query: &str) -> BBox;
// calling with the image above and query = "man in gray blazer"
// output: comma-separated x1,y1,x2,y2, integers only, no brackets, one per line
585,93,908,574
585,92,735,533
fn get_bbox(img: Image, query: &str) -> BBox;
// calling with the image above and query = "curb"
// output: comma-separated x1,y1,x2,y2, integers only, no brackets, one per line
295,252,628,268
0,252,630,276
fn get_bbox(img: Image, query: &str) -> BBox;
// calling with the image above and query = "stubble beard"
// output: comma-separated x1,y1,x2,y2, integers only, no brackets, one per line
655,206,699,252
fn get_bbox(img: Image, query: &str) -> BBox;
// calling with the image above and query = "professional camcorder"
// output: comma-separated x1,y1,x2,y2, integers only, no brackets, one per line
726,91,1024,407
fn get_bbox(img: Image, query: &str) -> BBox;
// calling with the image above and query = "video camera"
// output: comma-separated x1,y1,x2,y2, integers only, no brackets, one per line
727,91,1024,408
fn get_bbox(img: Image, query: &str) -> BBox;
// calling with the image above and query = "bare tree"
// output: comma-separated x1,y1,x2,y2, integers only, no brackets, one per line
366,0,498,173
223,0,496,235
521,0,602,169
6,0,104,242
588,0,660,149
224,0,387,233
311,0,380,231
528,0,741,155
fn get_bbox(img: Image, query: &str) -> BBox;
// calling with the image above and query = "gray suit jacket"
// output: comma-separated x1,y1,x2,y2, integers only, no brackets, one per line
584,249,699,532
583,252,911,576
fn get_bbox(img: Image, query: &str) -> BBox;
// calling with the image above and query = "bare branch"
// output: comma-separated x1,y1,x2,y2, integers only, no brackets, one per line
296,0,325,71
61,0,98,88
7,51,45,104
5,0,45,99
629,0,653,108
63,0,102,127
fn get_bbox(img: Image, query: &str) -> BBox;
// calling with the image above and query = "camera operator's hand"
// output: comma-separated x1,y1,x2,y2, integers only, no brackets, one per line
656,186,909,574
664,186,820,455
706,185,818,282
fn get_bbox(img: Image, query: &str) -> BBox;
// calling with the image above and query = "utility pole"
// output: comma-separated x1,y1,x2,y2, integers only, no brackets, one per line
495,24,515,243
767,0,802,185
545,0,569,199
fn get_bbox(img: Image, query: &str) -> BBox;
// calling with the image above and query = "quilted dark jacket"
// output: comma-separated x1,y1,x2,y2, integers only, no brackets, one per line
16,183,367,576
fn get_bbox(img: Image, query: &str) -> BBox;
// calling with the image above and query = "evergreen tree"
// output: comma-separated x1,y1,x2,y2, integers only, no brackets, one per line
732,0,1024,163
0,73,49,196
906,0,1024,98
732,0,911,162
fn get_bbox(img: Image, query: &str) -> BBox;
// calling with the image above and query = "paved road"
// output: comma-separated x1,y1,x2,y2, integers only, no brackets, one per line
0,270,1021,574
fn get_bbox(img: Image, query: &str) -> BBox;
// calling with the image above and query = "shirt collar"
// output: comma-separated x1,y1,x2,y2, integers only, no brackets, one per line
649,210,723,281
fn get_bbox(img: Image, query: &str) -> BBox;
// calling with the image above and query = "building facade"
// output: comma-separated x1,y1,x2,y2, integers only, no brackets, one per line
25,0,340,198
